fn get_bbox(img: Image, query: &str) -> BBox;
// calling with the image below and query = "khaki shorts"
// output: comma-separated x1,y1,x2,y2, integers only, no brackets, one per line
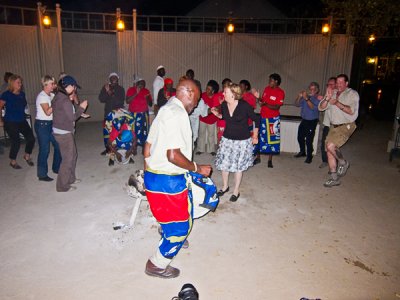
326,122,356,148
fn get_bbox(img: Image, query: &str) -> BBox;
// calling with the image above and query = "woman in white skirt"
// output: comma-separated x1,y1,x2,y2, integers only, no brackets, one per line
211,83,259,202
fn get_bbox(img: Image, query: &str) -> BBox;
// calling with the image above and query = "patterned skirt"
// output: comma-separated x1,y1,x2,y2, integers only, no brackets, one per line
132,111,149,146
215,137,254,172
256,116,281,154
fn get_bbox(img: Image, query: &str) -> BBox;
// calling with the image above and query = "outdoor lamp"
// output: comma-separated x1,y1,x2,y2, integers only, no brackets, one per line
367,57,375,64
322,23,330,35
116,19,125,31
42,15,51,29
226,22,234,34
368,34,376,43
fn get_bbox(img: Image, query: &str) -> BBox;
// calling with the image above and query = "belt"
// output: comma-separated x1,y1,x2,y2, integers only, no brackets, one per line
332,122,352,128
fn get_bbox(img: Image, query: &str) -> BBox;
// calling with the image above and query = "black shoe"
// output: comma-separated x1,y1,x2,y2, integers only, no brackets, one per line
229,193,240,202
268,160,273,168
253,157,261,165
210,152,216,156
294,152,306,158
195,151,203,155
217,187,229,197
100,149,107,156
304,157,312,164
129,157,135,164
108,159,114,166
39,176,53,182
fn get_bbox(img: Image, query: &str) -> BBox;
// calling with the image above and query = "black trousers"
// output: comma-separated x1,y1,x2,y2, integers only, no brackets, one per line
320,125,330,163
4,120,35,160
297,119,319,158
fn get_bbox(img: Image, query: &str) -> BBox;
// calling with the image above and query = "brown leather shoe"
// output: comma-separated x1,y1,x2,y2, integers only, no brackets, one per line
145,260,180,279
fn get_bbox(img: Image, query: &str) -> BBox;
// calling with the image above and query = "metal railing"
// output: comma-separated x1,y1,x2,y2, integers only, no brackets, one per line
0,5,348,34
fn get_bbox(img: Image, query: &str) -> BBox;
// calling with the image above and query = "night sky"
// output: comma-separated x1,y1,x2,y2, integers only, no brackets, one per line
2,0,325,17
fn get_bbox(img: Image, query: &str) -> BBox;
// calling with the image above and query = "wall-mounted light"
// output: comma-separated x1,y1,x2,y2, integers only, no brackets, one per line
116,18,125,31
226,22,234,34
368,34,376,43
42,15,51,29
367,57,376,64
322,23,330,35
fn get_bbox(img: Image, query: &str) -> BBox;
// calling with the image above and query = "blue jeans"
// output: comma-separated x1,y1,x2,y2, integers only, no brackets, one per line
34,120,61,178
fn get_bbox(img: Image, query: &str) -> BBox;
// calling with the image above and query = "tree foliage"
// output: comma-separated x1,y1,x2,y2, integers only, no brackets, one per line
323,0,400,37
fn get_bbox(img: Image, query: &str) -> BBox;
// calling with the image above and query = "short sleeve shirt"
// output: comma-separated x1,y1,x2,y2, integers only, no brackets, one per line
146,97,193,174
1,90,27,122
328,88,359,124
35,90,54,121
127,87,151,113
199,92,219,124
260,86,285,118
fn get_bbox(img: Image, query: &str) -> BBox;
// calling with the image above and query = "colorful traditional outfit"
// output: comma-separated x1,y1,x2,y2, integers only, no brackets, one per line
126,86,152,146
257,86,285,154
103,109,135,151
144,96,194,268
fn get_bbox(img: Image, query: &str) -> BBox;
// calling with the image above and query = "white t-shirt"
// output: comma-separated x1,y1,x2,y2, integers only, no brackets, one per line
146,97,193,174
152,75,164,106
35,90,54,121
189,98,209,141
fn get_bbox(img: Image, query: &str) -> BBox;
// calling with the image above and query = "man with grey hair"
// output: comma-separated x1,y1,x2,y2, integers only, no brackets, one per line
318,74,359,187
294,81,321,163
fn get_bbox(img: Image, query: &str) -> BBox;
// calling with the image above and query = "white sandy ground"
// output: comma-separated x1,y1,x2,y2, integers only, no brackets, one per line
0,120,399,300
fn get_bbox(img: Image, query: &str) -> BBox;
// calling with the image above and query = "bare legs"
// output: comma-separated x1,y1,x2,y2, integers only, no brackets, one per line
233,172,242,196
221,170,242,196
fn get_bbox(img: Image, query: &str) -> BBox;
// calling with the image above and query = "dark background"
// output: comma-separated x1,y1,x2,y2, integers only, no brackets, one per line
1,0,324,16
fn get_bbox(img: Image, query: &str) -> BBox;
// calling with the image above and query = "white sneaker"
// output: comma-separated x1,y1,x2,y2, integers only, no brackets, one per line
72,179,82,184
67,186,77,192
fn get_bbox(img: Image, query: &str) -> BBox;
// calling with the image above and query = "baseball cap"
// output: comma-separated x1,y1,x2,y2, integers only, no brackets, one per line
156,65,165,71
61,75,81,89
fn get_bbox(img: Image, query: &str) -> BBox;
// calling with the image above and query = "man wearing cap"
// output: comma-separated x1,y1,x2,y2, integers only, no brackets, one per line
143,79,212,278
52,75,88,192
99,73,125,155
157,78,176,109
152,66,166,116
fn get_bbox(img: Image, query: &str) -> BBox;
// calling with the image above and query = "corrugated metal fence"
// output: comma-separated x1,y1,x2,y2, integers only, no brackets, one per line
0,24,353,121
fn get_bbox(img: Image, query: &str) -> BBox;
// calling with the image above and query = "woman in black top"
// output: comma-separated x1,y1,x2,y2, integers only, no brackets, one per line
211,83,260,202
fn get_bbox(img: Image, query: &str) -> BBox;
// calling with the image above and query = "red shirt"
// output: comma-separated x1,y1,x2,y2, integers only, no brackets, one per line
214,92,226,128
242,92,257,125
200,92,219,124
127,87,152,113
260,86,285,118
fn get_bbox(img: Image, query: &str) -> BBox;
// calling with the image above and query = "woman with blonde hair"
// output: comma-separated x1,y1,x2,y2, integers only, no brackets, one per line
0,74,35,169
35,75,61,181
211,83,259,202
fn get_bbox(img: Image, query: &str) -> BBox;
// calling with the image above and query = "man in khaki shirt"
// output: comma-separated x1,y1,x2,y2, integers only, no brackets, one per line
143,80,212,279
318,74,359,187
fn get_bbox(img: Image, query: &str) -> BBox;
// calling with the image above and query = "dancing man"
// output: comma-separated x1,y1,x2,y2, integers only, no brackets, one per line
318,74,359,187
143,80,211,278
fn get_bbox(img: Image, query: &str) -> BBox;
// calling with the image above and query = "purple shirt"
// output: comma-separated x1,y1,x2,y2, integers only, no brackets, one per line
299,95,319,120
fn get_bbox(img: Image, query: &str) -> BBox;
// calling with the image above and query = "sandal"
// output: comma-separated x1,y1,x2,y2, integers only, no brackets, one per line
217,186,229,197
24,157,34,167
10,162,22,169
